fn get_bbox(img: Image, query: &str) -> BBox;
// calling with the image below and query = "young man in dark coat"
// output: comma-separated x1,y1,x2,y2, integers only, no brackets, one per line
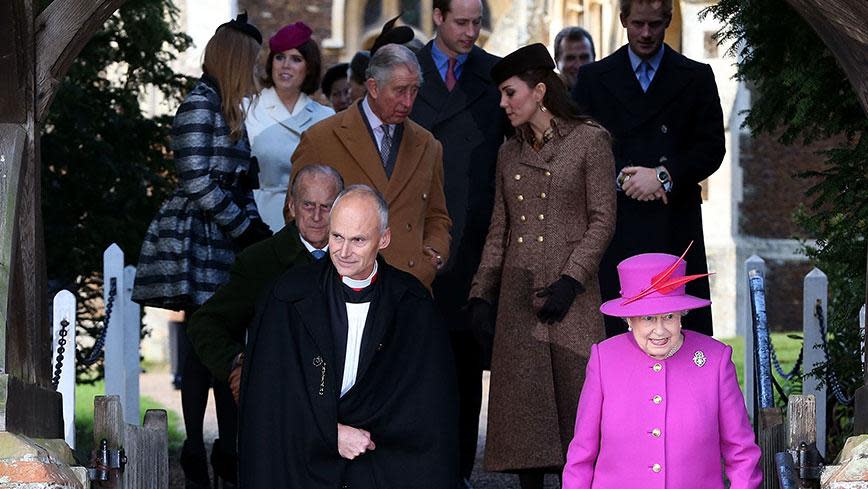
572,0,725,337
409,1,509,483
238,185,459,488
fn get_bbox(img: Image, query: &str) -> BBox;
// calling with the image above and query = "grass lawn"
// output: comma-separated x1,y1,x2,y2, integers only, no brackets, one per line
74,381,185,462
721,332,804,390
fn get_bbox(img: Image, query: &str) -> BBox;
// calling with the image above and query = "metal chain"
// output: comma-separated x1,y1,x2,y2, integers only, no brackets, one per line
80,277,118,367
768,337,803,380
814,301,854,405
51,318,70,390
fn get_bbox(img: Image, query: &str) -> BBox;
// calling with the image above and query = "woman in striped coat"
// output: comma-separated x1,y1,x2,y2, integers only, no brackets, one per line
132,15,269,488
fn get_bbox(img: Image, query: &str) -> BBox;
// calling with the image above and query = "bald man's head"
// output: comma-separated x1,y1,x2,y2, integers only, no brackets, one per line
328,185,391,279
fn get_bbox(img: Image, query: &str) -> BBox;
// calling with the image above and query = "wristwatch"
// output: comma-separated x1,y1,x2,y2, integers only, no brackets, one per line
656,166,673,192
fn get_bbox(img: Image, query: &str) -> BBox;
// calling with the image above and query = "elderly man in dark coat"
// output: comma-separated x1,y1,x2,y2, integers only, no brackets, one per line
238,185,459,488
572,0,725,337
408,0,509,483
188,164,344,389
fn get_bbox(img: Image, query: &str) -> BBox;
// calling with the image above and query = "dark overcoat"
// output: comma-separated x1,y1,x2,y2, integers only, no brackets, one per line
409,43,509,321
572,44,725,337
238,258,459,488
469,120,616,471
187,223,312,381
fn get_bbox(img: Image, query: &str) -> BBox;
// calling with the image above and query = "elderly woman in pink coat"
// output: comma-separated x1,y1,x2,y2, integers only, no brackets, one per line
563,247,762,489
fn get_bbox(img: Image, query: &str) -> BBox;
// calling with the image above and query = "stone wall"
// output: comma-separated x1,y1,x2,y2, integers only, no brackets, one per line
739,131,837,239
736,127,839,332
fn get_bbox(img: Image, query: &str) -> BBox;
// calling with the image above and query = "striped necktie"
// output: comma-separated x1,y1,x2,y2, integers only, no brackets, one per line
379,124,393,167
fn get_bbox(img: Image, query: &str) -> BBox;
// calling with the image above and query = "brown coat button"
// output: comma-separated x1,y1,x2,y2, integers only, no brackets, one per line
422,193,428,200
405,223,412,231
517,236,524,243
540,192,547,199
537,236,544,242
514,174,521,180
408,260,415,267
538,214,545,220
517,194,524,202
520,215,527,222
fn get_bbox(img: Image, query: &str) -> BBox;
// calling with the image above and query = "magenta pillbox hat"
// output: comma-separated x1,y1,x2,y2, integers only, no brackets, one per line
599,252,711,318
269,22,312,53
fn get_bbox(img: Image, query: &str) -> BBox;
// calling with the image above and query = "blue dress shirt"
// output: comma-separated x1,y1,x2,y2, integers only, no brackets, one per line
431,41,469,83
627,45,665,89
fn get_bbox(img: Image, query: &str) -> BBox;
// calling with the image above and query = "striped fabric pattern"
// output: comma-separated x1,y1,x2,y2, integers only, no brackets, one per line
133,76,259,310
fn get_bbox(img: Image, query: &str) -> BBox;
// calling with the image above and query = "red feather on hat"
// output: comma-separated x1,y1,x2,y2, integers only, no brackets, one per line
620,241,713,306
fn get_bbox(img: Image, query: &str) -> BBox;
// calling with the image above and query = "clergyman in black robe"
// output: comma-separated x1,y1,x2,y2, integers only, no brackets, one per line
238,185,459,489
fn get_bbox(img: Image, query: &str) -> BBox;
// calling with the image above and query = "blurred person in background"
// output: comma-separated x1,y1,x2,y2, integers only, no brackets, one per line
245,21,334,233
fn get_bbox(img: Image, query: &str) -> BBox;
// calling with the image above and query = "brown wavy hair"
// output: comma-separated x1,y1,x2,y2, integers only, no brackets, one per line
202,26,261,141
515,69,592,123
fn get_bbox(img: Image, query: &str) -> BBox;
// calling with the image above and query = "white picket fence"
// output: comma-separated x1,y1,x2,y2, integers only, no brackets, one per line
51,243,142,448
743,255,867,458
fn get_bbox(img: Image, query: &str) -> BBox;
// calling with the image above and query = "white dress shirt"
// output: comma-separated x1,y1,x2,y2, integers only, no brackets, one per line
298,233,327,255
361,97,392,149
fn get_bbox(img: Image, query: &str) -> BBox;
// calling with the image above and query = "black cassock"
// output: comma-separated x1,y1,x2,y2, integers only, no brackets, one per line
238,257,459,488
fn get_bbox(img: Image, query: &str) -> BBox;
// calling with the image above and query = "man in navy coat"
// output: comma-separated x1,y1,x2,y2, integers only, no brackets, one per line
572,0,725,337
409,0,509,485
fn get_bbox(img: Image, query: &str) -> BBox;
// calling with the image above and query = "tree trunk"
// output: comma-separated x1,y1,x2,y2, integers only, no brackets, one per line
782,0,868,114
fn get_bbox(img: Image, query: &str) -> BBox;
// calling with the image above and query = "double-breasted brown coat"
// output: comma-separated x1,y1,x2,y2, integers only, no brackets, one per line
469,119,616,472
291,103,452,288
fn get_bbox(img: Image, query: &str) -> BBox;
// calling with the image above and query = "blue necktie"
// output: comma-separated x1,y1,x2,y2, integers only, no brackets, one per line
638,61,652,92
311,249,326,260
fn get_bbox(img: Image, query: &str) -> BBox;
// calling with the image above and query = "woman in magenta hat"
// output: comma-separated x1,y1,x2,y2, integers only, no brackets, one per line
562,247,762,489
244,22,334,233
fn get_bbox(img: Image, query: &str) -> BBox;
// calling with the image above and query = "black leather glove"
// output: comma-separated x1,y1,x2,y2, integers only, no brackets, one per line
234,219,272,251
467,298,495,337
536,275,585,324
466,297,496,369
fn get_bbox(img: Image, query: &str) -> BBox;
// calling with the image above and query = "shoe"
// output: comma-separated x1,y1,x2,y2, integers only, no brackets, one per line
180,439,210,489
210,438,238,489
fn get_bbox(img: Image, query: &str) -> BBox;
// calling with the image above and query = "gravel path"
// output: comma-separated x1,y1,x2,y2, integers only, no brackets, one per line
141,370,559,488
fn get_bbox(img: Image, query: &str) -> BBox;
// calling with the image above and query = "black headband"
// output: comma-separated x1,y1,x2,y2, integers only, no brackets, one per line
217,11,263,45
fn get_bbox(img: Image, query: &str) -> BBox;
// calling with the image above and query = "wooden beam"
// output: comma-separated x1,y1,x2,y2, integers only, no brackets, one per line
0,2,30,124
0,126,27,372
0,373,62,437
782,0,868,114
34,0,128,124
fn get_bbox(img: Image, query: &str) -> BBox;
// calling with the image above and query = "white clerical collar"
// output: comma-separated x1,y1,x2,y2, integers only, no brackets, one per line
342,261,378,289
298,232,327,254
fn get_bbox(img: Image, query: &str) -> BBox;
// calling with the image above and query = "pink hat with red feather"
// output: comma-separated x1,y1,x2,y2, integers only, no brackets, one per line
600,243,712,318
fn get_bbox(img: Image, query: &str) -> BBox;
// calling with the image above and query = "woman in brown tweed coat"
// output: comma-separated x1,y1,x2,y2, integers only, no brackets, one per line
468,44,616,489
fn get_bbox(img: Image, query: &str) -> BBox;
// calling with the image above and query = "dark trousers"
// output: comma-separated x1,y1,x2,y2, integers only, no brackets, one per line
449,330,484,480
178,314,237,480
